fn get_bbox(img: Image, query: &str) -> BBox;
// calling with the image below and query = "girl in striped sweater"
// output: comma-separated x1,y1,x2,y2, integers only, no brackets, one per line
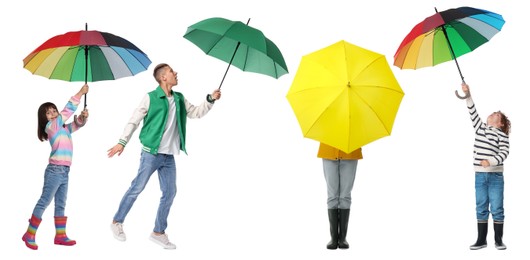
462,83,511,251
22,84,89,250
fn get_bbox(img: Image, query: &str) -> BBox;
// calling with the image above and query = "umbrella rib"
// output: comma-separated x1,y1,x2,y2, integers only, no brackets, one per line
350,88,393,135
199,23,239,57
347,82,403,141
307,87,393,150
122,47,150,73
304,89,343,139
242,44,249,71
198,33,225,55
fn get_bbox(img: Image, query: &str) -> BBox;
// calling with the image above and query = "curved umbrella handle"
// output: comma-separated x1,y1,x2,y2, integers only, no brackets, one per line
73,115,87,127
455,89,470,99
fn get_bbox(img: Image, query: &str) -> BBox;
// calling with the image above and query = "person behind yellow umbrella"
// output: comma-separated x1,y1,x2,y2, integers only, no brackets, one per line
317,142,362,250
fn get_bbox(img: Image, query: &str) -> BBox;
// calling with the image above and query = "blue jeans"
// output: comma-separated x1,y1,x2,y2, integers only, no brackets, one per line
32,164,70,219
113,151,177,233
323,159,358,209
475,172,504,222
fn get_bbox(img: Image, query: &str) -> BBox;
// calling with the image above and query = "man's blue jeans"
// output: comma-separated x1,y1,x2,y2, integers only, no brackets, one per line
113,151,177,233
475,172,504,222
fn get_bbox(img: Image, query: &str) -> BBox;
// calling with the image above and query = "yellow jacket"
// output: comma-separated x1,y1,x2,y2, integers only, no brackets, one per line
317,143,363,160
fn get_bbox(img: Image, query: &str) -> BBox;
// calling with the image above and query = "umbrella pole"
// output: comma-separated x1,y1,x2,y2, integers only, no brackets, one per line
435,7,469,99
73,23,89,127
84,23,88,108
217,42,240,89
217,18,251,89
73,44,88,127
84,45,88,107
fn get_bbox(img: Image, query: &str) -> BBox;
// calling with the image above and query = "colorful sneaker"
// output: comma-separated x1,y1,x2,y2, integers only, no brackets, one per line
149,233,176,249
110,222,126,241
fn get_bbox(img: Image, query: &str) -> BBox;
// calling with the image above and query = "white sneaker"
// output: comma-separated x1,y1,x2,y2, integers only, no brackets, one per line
111,222,126,241
149,233,176,249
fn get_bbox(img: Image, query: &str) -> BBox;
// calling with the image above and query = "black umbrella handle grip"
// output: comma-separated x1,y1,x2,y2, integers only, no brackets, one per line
73,115,87,127
455,90,470,99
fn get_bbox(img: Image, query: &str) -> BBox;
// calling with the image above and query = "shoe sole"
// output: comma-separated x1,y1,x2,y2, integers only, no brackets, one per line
54,240,77,246
22,235,38,250
149,236,176,249
112,234,126,242
470,245,487,250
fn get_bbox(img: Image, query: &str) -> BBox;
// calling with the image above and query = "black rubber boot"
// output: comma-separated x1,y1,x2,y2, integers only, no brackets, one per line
469,222,488,250
326,209,339,250
338,209,350,249
494,222,506,250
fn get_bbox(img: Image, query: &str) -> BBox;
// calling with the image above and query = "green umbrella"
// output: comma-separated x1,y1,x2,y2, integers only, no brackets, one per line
183,17,288,89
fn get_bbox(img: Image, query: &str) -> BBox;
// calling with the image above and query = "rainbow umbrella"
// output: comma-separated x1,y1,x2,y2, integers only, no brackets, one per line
23,23,152,108
393,6,504,98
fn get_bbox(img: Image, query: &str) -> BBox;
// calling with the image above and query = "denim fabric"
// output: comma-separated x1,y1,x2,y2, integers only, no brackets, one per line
475,172,504,222
323,159,358,209
32,164,70,218
113,151,177,233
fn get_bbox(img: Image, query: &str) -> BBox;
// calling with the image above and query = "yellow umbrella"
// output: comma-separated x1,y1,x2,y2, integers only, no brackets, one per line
286,40,404,153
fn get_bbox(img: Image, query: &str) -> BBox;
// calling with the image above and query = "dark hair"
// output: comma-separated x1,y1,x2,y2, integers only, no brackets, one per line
153,63,169,83
37,102,57,141
498,111,511,136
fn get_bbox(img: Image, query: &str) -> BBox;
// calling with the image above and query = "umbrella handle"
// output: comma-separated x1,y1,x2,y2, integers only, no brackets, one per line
455,89,469,99
455,78,469,99
73,115,87,127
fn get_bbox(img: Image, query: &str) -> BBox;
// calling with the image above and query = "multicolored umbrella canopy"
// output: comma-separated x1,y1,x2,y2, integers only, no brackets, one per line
24,31,151,82
23,24,151,106
393,6,504,97
287,40,404,153
183,17,288,89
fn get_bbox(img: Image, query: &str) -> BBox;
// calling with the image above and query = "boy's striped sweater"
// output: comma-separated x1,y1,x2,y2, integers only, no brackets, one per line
466,98,509,173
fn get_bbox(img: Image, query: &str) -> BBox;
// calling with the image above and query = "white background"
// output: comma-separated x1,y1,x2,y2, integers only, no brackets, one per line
1,0,527,259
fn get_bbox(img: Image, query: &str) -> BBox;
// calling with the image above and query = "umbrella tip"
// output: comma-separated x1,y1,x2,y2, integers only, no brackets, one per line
434,7,438,12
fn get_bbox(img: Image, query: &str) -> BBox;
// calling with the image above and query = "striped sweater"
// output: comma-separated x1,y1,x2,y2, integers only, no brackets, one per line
46,96,85,166
466,98,509,172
